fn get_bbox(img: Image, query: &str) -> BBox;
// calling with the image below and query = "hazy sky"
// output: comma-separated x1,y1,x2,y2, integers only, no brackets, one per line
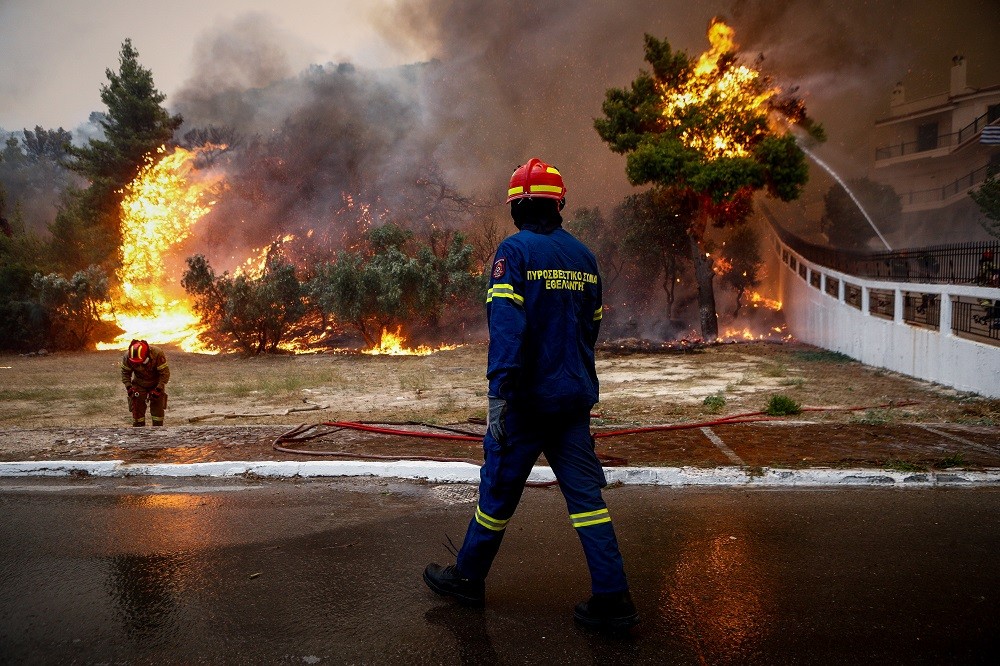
0,0,420,130
2,0,998,134
1,0,998,202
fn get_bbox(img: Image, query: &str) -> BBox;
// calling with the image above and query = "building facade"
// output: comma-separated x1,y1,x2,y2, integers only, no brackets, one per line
871,56,1000,243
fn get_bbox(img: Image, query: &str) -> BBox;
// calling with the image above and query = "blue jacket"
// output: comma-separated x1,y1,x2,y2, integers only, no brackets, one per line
486,227,602,412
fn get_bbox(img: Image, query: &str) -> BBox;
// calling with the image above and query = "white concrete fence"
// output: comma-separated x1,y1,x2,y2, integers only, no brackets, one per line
767,229,1000,398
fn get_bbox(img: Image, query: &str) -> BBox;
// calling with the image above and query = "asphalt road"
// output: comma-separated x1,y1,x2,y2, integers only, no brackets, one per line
1,478,999,664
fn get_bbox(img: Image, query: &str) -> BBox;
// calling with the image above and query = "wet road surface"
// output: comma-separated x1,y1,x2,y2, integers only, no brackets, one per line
1,478,999,664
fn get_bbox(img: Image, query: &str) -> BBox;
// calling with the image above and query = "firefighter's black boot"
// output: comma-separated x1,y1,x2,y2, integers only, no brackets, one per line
423,563,485,607
574,590,639,632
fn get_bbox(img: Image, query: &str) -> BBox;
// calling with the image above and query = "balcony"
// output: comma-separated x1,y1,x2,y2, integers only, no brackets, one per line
875,112,998,165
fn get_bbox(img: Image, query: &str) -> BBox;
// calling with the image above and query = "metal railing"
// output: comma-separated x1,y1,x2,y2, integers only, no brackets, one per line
903,292,941,329
874,112,996,160
766,214,1000,285
958,113,997,144
765,209,1000,346
953,297,1000,343
900,163,992,207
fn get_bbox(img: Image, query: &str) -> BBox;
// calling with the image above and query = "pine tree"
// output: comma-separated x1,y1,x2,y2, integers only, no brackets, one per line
595,26,822,339
56,39,182,272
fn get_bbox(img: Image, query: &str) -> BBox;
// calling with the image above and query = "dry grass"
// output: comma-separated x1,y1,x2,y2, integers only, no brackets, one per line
1,341,998,429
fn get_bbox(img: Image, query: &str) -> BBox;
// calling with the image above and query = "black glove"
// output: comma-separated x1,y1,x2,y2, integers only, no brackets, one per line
487,396,507,445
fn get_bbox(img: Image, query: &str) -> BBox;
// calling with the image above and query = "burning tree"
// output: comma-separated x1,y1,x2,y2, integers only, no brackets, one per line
595,19,823,339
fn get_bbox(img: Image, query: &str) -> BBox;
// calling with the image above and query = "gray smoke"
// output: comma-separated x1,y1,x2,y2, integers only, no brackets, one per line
172,0,1000,268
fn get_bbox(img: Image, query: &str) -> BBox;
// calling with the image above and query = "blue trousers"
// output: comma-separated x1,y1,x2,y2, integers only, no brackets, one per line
456,408,628,594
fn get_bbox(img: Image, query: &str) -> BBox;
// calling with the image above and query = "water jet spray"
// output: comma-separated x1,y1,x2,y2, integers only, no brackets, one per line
797,144,893,251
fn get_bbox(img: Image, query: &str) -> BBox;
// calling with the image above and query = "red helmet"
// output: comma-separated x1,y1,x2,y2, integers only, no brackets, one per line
127,339,150,365
506,158,566,204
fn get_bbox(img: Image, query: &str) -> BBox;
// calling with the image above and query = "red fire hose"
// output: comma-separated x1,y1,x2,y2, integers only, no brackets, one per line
271,400,921,473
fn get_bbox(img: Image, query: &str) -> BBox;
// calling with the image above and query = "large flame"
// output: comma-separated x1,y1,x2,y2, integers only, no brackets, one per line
661,19,778,159
97,145,223,353
363,326,459,356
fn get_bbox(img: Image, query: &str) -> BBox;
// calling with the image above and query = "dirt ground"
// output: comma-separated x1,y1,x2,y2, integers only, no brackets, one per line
2,340,998,469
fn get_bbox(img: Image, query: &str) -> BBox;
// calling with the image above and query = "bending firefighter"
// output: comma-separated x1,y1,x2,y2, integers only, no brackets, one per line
120,339,169,427
423,158,638,631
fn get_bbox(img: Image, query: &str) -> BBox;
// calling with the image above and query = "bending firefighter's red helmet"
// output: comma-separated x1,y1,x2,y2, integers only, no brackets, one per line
127,339,150,365
506,158,566,205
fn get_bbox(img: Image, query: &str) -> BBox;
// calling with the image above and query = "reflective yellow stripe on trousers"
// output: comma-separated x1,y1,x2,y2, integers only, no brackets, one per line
475,506,510,532
569,507,611,528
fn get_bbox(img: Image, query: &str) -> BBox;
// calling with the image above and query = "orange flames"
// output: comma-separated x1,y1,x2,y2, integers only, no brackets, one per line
660,18,778,159
721,324,791,342
97,145,224,353
363,326,459,356
748,291,782,311
712,254,733,276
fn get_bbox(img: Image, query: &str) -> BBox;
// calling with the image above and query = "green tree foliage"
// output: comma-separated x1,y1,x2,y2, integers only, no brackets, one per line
22,126,72,160
30,265,110,350
719,224,763,317
0,129,75,238
181,254,306,355
309,222,476,346
970,173,1000,238
595,28,820,339
57,39,182,272
567,207,626,292
615,188,693,318
0,183,50,351
821,178,900,250
0,265,46,351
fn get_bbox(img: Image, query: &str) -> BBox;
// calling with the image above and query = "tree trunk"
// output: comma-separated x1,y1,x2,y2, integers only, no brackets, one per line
689,235,719,340
733,285,745,318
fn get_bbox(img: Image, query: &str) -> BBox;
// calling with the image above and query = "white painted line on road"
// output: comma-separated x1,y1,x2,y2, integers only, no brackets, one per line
2,460,999,487
701,427,745,465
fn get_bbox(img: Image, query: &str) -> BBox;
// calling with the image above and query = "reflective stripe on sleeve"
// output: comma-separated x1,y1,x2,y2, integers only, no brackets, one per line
475,506,510,532
593,306,603,321
486,283,524,305
157,363,169,370
569,508,611,528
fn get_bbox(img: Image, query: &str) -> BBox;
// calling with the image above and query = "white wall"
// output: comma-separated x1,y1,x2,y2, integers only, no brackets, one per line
770,233,1000,398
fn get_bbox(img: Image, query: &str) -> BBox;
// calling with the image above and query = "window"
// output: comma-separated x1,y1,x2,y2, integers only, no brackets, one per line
988,103,1000,124
916,122,939,152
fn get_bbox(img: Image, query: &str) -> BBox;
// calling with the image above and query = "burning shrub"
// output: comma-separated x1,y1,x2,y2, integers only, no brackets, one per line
181,254,306,355
308,222,477,347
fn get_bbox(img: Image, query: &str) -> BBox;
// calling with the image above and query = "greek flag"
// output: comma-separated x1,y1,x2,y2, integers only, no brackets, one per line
982,124,1000,145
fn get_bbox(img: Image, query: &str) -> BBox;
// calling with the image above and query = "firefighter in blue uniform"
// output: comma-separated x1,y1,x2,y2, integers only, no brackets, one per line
424,158,637,631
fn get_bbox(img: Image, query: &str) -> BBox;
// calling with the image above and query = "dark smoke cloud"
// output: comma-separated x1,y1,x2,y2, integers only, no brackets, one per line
172,0,1000,270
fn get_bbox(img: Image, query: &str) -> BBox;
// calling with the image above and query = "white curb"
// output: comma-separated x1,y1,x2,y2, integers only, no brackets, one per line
1,460,999,487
